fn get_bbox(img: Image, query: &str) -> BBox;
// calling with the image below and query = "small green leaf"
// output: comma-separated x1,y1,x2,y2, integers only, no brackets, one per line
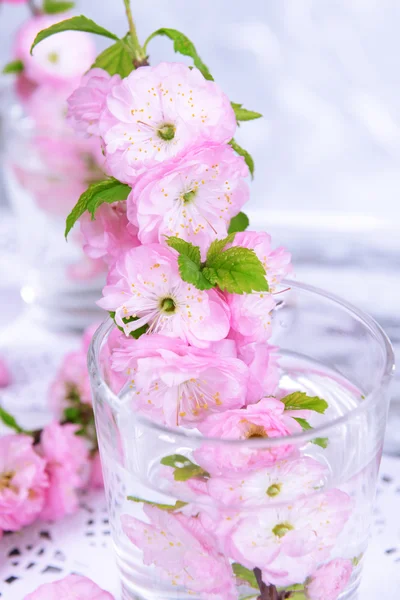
178,255,214,290
43,0,75,14
282,392,329,414
0,406,25,434
144,28,213,81
91,36,134,77
293,417,329,449
231,102,262,122
127,496,187,512
63,406,82,423
352,553,363,566
204,247,269,294
109,312,149,340
31,16,119,55
228,212,249,234
2,60,24,75
206,233,236,263
65,178,131,238
161,454,209,481
167,237,201,267
229,139,255,178
232,563,258,589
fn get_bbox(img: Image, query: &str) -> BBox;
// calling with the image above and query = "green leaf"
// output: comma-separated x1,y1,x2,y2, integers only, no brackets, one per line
231,102,262,122
144,28,213,81
229,139,255,178
43,0,75,14
0,406,25,434
178,255,214,290
65,178,131,238
161,454,209,482
293,417,329,449
204,247,269,294
109,312,149,340
167,237,201,267
31,16,119,55
91,36,134,77
228,212,249,234
2,60,24,75
166,237,213,290
282,392,329,414
232,563,258,589
206,233,236,263
63,406,82,424
127,496,187,512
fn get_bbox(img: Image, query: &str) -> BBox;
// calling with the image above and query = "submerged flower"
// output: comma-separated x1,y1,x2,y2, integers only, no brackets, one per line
40,423,89,520
194,398,302,475
15,15,96,87
67,68,121,137
0,435,48,534
206,457,327,507
227,231,292,343
98,244,230,347
121,505,237,599
80,202,139,264
24,575,114,600
129,144,249,255
111,334,248,427
226,489,352,587
99,62,236,182
305,558,353,600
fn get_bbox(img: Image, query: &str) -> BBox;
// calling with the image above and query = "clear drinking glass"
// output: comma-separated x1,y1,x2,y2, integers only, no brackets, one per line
88,281,394,600
1,103,105,330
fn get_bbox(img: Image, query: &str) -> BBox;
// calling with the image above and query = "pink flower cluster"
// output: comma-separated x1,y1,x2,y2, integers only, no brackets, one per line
65,61,353,599
0,423,88,537
7,14,106,279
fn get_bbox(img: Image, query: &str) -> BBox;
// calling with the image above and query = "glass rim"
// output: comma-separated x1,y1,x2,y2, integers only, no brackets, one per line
89,279,395,447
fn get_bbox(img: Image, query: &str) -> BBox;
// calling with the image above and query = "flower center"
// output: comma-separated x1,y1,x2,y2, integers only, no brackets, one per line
272,522,294,538
182,189,197,204
48,51,59,64
266,483,282,497
157,123,176,141
0,471,16,492
245,423,268,439
160,297,176,314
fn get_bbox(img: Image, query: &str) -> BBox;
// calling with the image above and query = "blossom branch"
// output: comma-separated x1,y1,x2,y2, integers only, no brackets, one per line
122,0,148,66
253,568,293,600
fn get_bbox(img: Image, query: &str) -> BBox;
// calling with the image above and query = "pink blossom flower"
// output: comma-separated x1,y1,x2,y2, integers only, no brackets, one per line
306,558,353,600
12,134,104,216
24,83,77,132
206,457,327,508
98,244,230,347
4,0,28,4
111,334,248,427
0,357,11,388
129,144,249,256
0,435,48,533
80,202,139,264
89,451,104,489
40,423,89,520
14,15,96,87
227,231,292,343
99,62,236,183
49,323,98,418
121,505,237,599
235,340,280,403
67,68,121,137
24,574,114,600
194,398,302,475
226,489,352,587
